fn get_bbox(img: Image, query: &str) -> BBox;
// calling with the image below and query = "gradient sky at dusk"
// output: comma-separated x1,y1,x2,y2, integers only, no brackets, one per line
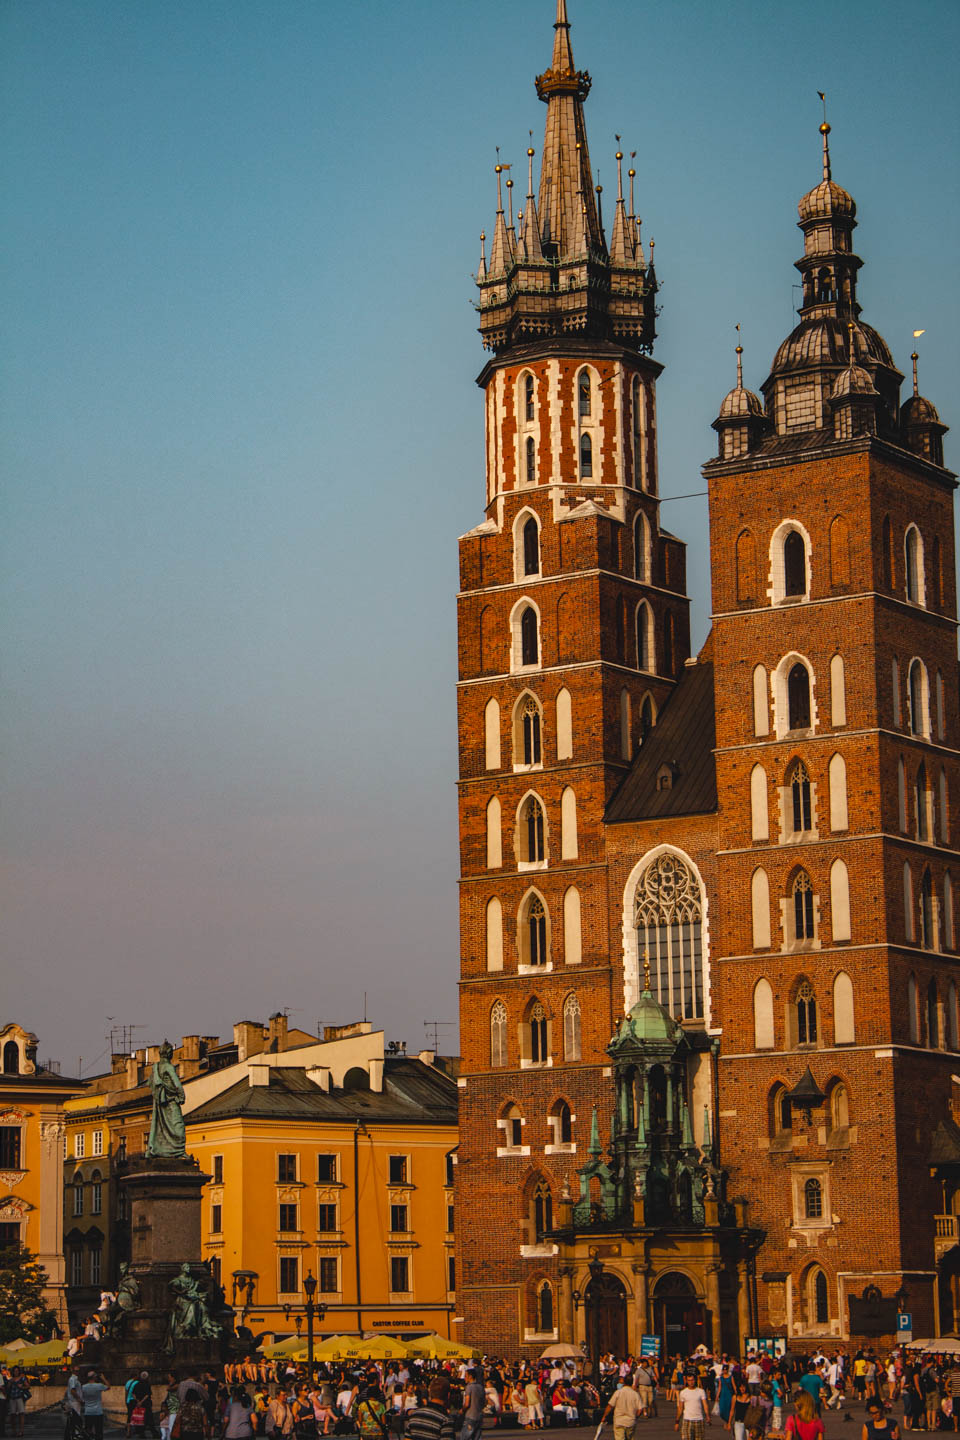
3,0,958,1075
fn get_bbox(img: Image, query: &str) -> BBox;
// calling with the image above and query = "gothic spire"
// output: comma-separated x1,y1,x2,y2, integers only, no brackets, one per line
487,162,512,276
535,0,601,257
521,144,544,260
609,147,632,264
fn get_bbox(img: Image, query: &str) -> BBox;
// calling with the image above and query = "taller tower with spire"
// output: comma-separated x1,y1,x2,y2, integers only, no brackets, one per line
455,0,689,1355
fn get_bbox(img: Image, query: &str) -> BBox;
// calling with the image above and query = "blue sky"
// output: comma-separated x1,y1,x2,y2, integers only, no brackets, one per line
3,0,958,1074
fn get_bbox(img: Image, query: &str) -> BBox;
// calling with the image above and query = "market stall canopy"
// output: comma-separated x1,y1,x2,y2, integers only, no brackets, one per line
406,1333,481,1360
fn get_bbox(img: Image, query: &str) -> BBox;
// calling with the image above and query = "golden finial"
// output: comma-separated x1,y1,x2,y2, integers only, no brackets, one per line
817,92,831,181
847,319,855,361
911,351,920,396
615,144,624,202
643,950,652,991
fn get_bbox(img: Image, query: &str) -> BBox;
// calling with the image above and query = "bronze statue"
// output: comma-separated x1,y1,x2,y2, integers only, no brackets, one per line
146,1041,186,1158
165,1263,222,1351
101,1262,141,1336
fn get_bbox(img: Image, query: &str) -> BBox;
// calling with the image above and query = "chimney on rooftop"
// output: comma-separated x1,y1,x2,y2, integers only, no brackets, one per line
268,1012,288,1052
234,1021,265,1063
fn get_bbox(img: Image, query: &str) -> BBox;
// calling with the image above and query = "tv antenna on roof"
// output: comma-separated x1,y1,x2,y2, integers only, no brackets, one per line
423,1020,456,1052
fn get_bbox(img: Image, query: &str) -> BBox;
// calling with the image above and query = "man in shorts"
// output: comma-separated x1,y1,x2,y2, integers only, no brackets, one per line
602,1374,641,1440
635,1363,657,1420
675,1370,711,1440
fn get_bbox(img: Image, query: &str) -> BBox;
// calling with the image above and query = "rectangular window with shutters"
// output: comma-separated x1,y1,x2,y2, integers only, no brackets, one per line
0,1128,21,1169
279,1257,299,1294
390,1256,409,1293
388,1155,408,1185
317,1257,338,1293
317,1204,337,1233
92,1130,103,1157
389,1204,408,1233
277,1154,297,1182
91,1182,102,1215
211,1204,222,1234
75,1133,85,1159
317,1154,338,1182
213,1155,224,1184
70,1249,83,1287
279,1204,298,1232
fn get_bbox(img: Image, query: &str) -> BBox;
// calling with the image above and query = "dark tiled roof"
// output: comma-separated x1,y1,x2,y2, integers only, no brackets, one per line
605,660,717,823
187,1056,457,1127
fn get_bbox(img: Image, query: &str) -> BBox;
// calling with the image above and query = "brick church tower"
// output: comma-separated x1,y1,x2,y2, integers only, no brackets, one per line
455,0,691,1353
703,119,957,1340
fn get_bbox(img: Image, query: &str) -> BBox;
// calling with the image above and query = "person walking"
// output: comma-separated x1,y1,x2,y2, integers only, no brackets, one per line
863,1396,899,1440
603,1374,642,1440
785,1392,823,1440
461,1370,485,1440
675,1369,712,1440
80,1369,109,1440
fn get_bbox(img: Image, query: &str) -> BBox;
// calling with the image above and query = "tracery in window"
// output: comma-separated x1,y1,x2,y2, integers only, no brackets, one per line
526,436,536,486
533,1177,553,1235
521,893,548,967
909,659,928,737
634,853,705,1020
804,1176,823,1219
793,874,816,943
518,796,545,865
579,432,593,479
562,993,581,1061
634,511,650,581
795,977,817,1043
577,370,591,418
529,1003,548,1065
490,1001,507,1067
524,373,535,422
514,694,542,768
790,760,812,833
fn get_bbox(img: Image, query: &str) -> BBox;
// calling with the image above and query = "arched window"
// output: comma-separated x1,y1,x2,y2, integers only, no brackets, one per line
796,977,817,1044
486,897,503,972
72,1173,84,1217
522,435,535,485
830,654,846,727
770,1083,792,1137
784,530,806,597
830,861,851,944
520,606,539,667
2,1041,19,1075
514,694,542,768
752,868,771,950
904,863,915,944
486,796,502,869
812,1268,829,1323
492,1002,506,1071
916,763,929,841
793,874,815,943
788,664,811,729
908,974,919,1042
790,760,812,833
519,796,545,865
634,511,650,581
556,688,573,760
529,1004,548,1065
563,886,582,965
524,373,535,422
909,660,928,737
636,602,653,672
579,432,593,479
898,758,907,832
905,525,924,604
520,892,548,967
562,993,582,1061
536,1279,554,1333
550,1099,573,1146
804,1177,823,1220
750,764,769,841
634,852,705,1020
829,1082,850,1130
920,868,935,950
533,1178,553,1235
882,514,894,588
754,977,774,1049
829,753,848,832
639,694,656,743
484,697,501,770
833,970,855,1042
500,1101,523,1147
928,979,940,1048
522,516,540,575
577,370,591,418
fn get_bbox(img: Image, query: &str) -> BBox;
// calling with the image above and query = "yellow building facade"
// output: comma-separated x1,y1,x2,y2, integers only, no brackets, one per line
184,1024,458,1340
1,1022,83,1330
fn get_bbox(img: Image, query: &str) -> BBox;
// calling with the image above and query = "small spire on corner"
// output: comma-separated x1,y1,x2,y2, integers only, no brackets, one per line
735,323,744,388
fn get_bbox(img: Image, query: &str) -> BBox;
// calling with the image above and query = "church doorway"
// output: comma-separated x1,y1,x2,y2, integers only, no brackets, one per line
654,1271,708,1355
585,1269,628,1358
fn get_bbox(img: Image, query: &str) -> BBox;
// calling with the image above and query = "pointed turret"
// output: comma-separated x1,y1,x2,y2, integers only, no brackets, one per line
713,339,766,459
589,1105,601,1156
535,0,601,258
902,348,948,465
521,145,544,260
609,149,632,263
488,164,512,276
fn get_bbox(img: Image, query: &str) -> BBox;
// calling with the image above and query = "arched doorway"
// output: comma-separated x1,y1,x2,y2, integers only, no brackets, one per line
654,1271,707,1355
585,1269,628,1358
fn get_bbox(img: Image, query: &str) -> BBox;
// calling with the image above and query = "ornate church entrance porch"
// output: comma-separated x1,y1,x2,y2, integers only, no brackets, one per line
653,1271,709,1356
585,1269,628,1358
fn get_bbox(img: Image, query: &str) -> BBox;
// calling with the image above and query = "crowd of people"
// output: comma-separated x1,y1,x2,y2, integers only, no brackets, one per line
6,1343,960,1440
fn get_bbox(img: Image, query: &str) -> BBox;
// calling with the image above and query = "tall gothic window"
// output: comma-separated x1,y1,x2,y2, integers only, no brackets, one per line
634,853,705,1019
920,868,935,950
784,530,806,597
520,698,541,766
916,763,929,841
524,895,547,966
790,761,812,832
537,1280,554,1333
525,374,535,422
529,1003,548,1064
520,797,545,864
562,993,581,1060
905,526,923,604
793,873,815,942
788,663,811,729
522,517,539,576
490,1001,507,1067
520,607,539,666
533,1178,553,1235
927,979,940,1047
579,432,593,479
814,1268,829,1323
796,978,817,1044
909,660,926,736
804,1177,823,1220
577,370,591,418
525,436,536,485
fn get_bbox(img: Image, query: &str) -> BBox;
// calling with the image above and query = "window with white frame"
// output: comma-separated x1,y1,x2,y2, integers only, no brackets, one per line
517,795,546,867
497,1102,527,1155
75,1133,85,1159
518,891,549,967
547,1099,574,1150
905,525,925,605
490,1000,508,1068
513,693,542,769
633,852,705,1020
92,1130,103,1157
770,520,811,604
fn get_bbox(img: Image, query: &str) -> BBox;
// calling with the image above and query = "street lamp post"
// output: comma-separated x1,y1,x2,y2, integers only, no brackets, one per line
302,1272,326,1380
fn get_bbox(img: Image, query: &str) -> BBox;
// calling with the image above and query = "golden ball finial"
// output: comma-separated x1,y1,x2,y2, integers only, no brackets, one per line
819,121,831,135
616,150,623,161
628,168,636,178
495,163,503,174
736,344,743,356
527,147,535,157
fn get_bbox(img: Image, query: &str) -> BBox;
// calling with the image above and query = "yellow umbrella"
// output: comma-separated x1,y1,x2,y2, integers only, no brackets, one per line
406,1333,480,1361
1,1340,67,1365
262,1336,308,1358
314,1334,361,1360
352,1336,411,1360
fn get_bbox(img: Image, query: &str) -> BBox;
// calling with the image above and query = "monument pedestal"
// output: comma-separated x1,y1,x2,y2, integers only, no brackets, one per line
93,1155,233,1380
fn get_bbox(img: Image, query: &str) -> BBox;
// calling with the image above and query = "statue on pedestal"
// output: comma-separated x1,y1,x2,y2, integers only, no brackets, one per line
101,1263,141,1337
146,1041,186,1159
165,1263,222,1352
